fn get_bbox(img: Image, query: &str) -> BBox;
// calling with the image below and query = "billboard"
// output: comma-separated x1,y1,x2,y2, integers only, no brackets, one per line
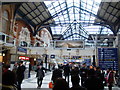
54,40,84,49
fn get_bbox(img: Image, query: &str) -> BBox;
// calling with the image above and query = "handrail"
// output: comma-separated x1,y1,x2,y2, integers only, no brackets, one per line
0,32,15,46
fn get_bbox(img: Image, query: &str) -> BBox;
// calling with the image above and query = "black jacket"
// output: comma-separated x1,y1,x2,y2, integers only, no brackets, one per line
51,69,62,83
16,65,26,80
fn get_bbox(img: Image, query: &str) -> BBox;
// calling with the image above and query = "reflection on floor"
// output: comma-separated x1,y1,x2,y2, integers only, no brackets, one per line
21,71,120,90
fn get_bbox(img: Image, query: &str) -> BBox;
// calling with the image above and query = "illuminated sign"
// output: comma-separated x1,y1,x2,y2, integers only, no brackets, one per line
98,48,118,70
19,56,29,60
18,47,27,53
50,55,55,58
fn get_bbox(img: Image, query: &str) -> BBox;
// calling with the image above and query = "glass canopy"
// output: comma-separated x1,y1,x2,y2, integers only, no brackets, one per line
44,0,113,40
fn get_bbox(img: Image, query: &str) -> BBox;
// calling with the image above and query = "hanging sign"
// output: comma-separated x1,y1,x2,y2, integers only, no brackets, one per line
98,48,118,70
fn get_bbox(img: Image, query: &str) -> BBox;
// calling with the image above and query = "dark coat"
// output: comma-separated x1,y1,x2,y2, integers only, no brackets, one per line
16,65,26,81
63,64,70,76
37,67,45,79
2,70,18,90
84,76,103,90
71,67,79,76
70,85,87,90
80,67,88,77
51,69,62,83
29,64,32,71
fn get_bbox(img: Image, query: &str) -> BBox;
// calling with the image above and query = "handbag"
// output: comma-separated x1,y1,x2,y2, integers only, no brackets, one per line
49,82,53,88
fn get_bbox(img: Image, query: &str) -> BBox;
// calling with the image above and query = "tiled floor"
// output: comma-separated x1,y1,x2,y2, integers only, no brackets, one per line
22,71,53,89
21,71,120,90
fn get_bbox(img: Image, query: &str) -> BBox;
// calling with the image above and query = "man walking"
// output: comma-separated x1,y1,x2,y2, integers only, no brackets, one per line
16,61,26,90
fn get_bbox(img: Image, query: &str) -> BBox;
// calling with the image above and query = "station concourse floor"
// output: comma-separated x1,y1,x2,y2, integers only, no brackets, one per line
21,71,120,90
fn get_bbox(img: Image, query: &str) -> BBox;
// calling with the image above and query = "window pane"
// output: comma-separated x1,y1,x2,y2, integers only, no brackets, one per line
2,19,7,32
2,10,9,32
3,10,8,19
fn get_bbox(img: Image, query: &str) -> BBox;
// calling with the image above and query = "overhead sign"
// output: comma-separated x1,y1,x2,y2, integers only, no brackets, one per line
98,48,118,70
50,55,55,59
18,47,27,53
19,56,29,60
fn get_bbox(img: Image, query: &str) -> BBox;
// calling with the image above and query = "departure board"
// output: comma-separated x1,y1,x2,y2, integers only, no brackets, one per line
98,48,118,70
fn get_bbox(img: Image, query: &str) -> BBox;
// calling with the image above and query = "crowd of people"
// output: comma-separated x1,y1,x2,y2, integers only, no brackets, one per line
51,63,119,90
2,61,26,90
1,61,119,90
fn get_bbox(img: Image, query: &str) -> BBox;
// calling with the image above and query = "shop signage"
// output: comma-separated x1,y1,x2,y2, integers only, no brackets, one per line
50,54,55,58
19,56,29,60
18,47,27,53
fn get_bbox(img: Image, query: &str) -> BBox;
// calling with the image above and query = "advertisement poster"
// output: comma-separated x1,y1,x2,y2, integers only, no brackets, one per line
54,40,84,49
98,48,118,70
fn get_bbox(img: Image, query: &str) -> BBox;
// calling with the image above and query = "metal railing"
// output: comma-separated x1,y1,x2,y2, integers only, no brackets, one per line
0,32,15,46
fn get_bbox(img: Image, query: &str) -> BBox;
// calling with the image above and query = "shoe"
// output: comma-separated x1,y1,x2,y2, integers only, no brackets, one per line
37,86,40,89
37,86,41,89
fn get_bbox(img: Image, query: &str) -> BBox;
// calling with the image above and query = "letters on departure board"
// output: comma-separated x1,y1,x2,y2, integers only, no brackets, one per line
98,48,118,70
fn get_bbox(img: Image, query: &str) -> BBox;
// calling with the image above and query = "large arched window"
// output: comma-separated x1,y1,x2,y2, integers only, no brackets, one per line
20,41,28,47
2,10,9,33
35,42,40,47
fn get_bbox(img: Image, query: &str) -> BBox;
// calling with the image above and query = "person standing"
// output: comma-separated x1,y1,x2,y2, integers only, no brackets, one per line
12,62,18,74
2,70,18,90
52,78,69,90
71,75,87,90
51,68,62,83
63,63,70,84
16,61,26,90
84,69,102,90
115,70,119,85
2,64,10,73
80,63,88,87
28,63,32,78
106,68,115,90
95,67,104,90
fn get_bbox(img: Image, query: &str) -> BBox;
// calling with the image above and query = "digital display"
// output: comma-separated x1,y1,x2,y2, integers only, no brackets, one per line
98,48,118,70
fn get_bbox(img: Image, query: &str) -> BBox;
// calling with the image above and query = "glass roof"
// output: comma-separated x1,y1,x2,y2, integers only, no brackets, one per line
44,0,113,40
17,2,54,27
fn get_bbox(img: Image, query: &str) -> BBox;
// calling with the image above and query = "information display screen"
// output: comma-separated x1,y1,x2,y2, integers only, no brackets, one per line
98,48,118,70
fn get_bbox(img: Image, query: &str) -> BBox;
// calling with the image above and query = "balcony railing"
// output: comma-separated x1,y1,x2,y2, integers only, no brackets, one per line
0,32,15,46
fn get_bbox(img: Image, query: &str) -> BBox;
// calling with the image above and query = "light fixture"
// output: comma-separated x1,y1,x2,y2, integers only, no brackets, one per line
3,53,5,56
0,53,5,56
34,58,36,61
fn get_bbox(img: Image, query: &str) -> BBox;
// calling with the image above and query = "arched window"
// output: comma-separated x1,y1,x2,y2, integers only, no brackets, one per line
35,42,40,47
2,10,9,33
20,41,28,47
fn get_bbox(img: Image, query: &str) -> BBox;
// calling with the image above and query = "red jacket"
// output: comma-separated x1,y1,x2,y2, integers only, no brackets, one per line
107,71,114,84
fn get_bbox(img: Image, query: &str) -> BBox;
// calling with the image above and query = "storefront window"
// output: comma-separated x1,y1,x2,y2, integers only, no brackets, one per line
2,10,9,33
